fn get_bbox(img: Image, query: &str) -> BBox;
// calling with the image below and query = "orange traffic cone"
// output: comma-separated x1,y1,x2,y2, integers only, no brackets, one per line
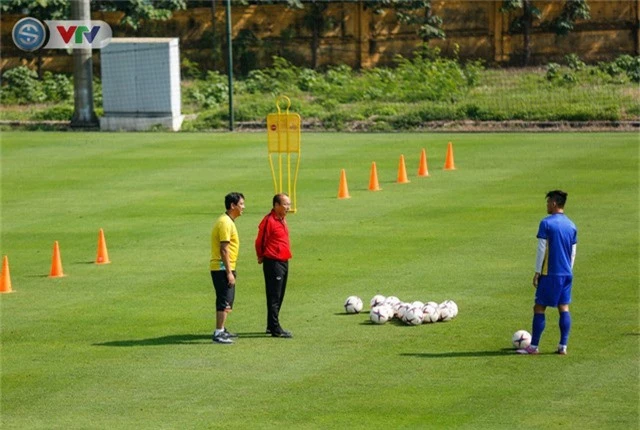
95,228,110,264
418,148,430,177
444,142,456,170
338,169,351,199
397,155,410,184
368,162,381,191
49,241,65,278
1,256,13,293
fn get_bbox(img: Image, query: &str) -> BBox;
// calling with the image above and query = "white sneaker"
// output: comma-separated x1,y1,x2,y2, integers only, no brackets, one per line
556,345,567,355
516,345,539,355
213,331,233,344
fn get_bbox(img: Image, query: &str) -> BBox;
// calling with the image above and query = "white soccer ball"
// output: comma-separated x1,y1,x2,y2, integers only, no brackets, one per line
438,302,453,322
512,330,532,349
411,301,425,310
380,304,395,320
384,296,401,308
396,302,411,320
344,296,363,314
370,306,390,324
443,300,459,318
370,294,386,308
422,304,439,323
403,306,424,325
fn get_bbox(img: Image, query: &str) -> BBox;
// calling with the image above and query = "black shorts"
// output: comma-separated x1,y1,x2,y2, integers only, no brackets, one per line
211,270,236,311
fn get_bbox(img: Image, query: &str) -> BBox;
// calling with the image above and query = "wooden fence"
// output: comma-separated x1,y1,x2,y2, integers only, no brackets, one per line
1,1,638,74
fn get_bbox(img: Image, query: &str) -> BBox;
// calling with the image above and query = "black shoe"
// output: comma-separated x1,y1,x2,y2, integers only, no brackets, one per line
224,328,238,338
271,329,293,338
265,328,271,334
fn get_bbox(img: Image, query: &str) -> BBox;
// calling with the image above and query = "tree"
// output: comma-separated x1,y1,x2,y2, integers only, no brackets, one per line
501,0,591,66
500,0,540,66
367,0,445,43
551,0,591,36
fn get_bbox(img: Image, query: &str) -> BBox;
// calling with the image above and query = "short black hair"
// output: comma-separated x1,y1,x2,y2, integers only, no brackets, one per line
546,190,568,207
225,192,244,210
272,193,288,207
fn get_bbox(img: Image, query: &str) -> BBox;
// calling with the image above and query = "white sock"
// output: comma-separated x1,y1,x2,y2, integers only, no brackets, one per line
214,329,224,336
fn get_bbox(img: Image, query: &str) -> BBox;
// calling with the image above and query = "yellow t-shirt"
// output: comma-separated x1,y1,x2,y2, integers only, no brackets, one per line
210,213,239,271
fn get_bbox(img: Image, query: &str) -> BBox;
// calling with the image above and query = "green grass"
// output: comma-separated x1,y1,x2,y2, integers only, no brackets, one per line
1,132,638,429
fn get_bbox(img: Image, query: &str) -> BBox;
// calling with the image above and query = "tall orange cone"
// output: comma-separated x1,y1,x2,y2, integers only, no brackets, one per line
444,142,456,170
397,155,410,184
49,241,65,278
1,256,13,293
418,148,430,177
338,169,351,199
95,228,110,264
368,162,381,191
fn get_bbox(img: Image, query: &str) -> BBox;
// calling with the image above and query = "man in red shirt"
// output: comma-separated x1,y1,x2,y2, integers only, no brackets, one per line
255,193,293,338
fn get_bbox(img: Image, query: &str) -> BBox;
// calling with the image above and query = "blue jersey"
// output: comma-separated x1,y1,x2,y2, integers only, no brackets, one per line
537,213,577,276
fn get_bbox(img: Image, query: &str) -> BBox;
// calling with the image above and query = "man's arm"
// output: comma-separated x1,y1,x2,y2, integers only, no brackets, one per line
220,241,235,286
533,238,547,287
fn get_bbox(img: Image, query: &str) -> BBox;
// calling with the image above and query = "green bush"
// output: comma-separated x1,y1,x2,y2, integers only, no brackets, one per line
564,54,585,71
1,66,45,103
33,105,74,121
42,72,73,102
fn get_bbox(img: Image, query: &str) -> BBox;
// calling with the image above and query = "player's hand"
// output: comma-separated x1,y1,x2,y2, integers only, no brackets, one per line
227,272,236,287
532,273,540,288
257,257,263,264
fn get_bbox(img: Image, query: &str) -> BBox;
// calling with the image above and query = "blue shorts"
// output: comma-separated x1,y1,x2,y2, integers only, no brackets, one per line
535,275,572,307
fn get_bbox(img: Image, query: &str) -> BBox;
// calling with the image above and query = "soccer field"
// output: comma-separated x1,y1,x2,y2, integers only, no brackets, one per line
1,132,638,429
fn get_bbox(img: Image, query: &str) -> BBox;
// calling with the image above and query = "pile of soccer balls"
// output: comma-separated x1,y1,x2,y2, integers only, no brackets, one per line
344,294,459,325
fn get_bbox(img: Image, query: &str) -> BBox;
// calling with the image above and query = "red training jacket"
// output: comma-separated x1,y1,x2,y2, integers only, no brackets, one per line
255,209,292,261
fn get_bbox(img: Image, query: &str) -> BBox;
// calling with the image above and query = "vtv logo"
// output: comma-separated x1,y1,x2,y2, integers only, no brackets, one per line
13,18,112,51
45,20,112,49
56,24,103,45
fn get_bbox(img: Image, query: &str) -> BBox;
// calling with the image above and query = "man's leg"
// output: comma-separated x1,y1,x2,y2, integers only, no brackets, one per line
531,304,547,348
558,304,571,354
264,259,281,332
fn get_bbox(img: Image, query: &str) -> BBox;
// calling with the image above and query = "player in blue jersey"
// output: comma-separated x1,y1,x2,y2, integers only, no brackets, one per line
518,190,577,355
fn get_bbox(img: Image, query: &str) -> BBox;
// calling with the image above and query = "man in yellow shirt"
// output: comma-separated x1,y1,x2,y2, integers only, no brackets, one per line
210,192,245,344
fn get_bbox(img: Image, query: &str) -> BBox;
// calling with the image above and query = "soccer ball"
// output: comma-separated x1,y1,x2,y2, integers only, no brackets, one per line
422,304,439,323
411,301,425,310
344,296,363,314
512,330,532,349
370,294,386,308
443,300,458,318
438,302,453,322
403,306,424,325
396,302,411,320
370,306,390,324
384,296,401,308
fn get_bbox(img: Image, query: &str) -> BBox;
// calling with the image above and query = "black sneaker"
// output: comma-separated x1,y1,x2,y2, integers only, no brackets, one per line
213,331,233,344
224,328,238,338
265,327,272,334
271,329,293,338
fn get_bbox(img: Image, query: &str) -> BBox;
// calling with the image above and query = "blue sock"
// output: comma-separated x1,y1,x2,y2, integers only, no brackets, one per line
559,311,571,346
531,313,545,347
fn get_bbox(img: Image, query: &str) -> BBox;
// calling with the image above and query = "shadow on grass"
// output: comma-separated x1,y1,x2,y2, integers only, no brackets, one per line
401,348,517,358
94,332,271,347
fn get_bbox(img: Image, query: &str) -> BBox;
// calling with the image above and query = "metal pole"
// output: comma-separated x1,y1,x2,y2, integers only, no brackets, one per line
70,0,98,128
225,0,234,131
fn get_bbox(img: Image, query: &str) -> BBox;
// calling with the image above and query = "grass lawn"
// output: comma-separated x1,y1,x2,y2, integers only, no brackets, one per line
1,131,638,429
